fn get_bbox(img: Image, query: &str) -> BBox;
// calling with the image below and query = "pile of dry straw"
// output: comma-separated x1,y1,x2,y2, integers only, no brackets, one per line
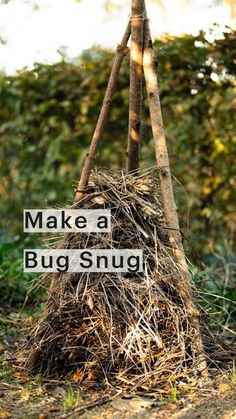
27,169,199,390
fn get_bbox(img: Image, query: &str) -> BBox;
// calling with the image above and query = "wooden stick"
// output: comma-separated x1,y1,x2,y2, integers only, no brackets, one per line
142,9,208,375
126,0,144,173
143,13,187,289
75,22,131,202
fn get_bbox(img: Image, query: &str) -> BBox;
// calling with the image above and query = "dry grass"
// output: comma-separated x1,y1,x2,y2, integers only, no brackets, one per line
27,169,203,390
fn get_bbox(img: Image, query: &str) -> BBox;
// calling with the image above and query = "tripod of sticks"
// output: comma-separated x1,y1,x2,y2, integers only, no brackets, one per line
75,0,208,376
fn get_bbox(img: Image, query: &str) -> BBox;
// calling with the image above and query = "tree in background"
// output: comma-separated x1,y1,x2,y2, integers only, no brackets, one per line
0,28,235,254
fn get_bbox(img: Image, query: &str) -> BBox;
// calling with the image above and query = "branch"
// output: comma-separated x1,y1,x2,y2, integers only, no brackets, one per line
142,5,208,375
126,0,144,173
75,21,131,201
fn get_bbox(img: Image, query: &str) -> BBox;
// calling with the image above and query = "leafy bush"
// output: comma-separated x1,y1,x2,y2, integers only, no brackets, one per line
193,246,236,323
0,234,38,308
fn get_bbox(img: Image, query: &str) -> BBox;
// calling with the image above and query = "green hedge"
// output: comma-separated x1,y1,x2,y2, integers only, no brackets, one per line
0,28,235,252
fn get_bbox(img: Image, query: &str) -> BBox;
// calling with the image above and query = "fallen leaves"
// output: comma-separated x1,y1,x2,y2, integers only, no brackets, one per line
12,371,28,381
72,368,98,387
160,402,176,411
72,371,84,383
0,412,11,419
218,383,231,393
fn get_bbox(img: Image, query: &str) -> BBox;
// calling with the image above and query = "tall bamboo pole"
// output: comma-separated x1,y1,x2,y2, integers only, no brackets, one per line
75,22,131,202
126,0,144,173
142,7,207,375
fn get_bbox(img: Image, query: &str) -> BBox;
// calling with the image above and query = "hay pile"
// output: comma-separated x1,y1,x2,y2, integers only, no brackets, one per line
27,170,199,390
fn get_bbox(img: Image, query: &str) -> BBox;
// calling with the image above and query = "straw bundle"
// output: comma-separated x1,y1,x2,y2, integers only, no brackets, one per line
27,170,199,390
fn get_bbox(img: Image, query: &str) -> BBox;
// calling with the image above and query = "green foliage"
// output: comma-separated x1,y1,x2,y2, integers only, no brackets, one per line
0,28,235,308
63,384,81,412
0,234,38,307
0,360,12,382
193,247,236,323
170,383,179,402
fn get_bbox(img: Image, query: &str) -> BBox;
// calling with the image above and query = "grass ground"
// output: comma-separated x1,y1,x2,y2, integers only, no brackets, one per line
0,315,236,419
